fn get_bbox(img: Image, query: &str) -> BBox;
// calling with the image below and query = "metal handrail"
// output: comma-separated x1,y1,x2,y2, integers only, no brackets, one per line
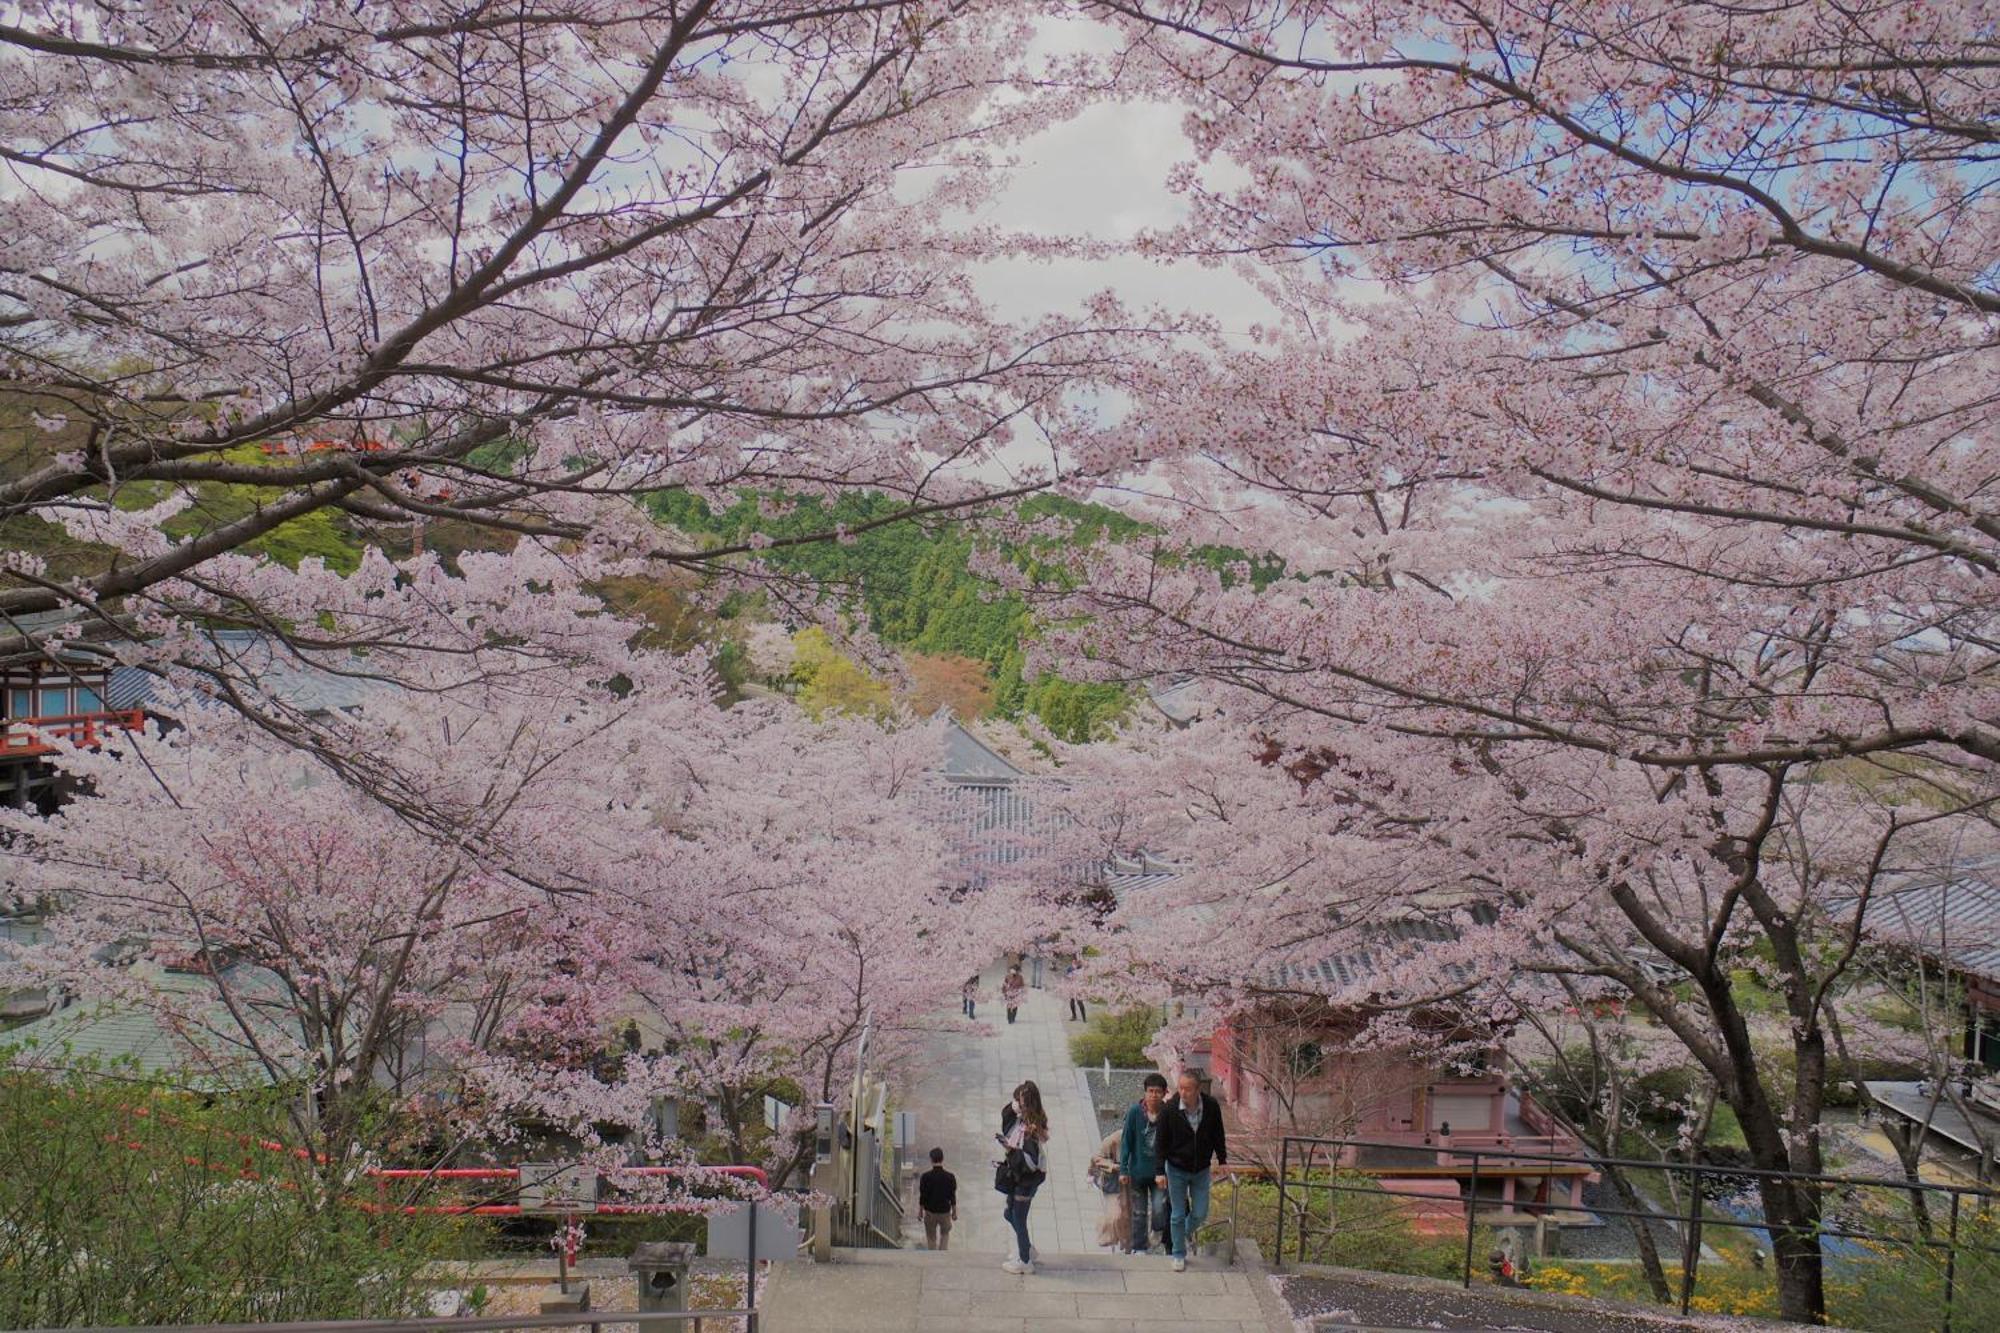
1277,1134,2000,1197
1270,1134,2000,1332
15,1311,753,1333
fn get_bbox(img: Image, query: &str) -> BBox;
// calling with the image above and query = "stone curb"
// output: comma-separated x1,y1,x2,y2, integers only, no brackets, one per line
1277,1259,1822,1331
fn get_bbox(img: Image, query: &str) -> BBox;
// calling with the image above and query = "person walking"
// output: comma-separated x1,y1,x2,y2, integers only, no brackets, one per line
996,1080,1049,1274
1001,964,1025,1024
961,974,979,1019
1157,1069,1228,1272
1064,957,1088,1022
1029,950,1045,988
918,1147,958,1251
1119,1072,1170,1256
1090,1127,1130,1251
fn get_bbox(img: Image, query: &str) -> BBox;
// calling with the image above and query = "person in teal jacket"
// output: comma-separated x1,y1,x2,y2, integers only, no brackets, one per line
1118,1072,1170,1255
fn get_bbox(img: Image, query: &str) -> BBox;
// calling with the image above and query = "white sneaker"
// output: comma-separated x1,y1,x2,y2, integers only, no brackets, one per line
1030,1245,1040,1262
1001,1258,1034,1275
1171,1257,1187,1272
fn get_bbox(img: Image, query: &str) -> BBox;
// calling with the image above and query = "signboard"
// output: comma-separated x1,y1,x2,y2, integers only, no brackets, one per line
518,1161,599,1214
706,1201,802,1262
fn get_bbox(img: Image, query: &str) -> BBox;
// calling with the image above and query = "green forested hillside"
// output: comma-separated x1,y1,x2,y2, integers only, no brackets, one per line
5,386,1228,741
648,491,1141,741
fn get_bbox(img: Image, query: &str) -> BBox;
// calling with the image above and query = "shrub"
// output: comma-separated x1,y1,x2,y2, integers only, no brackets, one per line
1227,1173,1477,1280
0,1063,467,1325
1068,1008,1160,1067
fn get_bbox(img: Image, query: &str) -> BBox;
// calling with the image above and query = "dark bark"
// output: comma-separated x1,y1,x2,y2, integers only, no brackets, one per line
1604,1161,1675,1303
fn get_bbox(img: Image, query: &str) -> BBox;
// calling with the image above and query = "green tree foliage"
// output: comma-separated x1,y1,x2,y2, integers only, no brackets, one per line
0,1064,465,1325
646,490,1161,742
129,445,364,574
2,398,368,580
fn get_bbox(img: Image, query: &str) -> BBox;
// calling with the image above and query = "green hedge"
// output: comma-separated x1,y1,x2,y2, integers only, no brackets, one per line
1068,1008,1160,1068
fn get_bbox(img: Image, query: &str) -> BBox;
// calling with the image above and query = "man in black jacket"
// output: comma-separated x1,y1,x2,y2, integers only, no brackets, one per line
1155,1070,1227,1271
917,1147,957,1250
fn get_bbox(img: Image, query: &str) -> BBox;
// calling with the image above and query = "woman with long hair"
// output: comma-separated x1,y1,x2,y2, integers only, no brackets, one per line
997,1079,1049,1274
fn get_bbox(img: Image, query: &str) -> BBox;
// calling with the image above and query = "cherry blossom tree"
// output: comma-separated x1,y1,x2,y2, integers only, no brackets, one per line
0,1,1151,699
615,709,1009,1181
1034,4,1998,1321
0,619,983,1186
0,4,1147,1214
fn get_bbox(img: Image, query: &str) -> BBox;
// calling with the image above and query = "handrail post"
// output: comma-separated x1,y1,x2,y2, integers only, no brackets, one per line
1298,1140,1314,1265
1275,1137,1290,1273
1228,1169,1241,1266
745,1196,759,1333
1943,1188,1962,1333
1462,1152,1480,1289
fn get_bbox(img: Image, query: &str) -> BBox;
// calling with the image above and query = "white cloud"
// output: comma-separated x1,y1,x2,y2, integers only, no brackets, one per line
968,101,1279,340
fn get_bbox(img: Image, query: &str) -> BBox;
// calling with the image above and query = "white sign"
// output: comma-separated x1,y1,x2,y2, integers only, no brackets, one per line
706,1202,802,1262
518,1161,599,1214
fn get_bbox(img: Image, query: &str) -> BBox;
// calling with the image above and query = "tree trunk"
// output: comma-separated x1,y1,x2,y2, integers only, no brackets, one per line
1697,982,1827,1324
1880,1116,1935,1242
1760,1175,1827,1326
1604,1162,1674,1303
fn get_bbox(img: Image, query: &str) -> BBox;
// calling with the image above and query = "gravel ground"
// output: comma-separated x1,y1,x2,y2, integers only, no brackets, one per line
1551,1177,1687,1262
443,1266,751,1328
1083,1068,1152,1135
1281,1272,1730,1332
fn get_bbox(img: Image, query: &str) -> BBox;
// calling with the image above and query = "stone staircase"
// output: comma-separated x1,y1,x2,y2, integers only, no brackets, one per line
756,1245,1288,1332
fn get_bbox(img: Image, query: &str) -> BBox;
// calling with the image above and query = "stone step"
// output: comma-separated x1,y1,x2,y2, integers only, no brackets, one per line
829,1246,1228,1270
759,1245,1283,1332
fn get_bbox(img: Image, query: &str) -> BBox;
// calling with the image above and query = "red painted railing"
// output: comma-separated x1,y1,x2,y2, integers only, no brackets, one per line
0,709,144,756
361,1162,770,1215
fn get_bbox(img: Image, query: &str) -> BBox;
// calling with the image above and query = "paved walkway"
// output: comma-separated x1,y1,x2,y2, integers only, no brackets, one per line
893,957,1101,1255
756,959,1280,1331
760,1246,1275,1332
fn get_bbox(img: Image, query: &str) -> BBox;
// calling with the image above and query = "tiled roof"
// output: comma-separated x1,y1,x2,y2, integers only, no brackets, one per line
1146,676,1206,726
1104,854,1186,899
2,961,300,1087
940,721,1024,781
106,630,377,715
1855,862,2000,979
0,609,126,669
1270,917,1467,992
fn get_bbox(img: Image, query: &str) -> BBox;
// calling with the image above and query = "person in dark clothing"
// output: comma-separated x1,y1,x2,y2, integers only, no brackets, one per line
996,1080,1048,1273
1156,1070,1228,1271
918,1146,958,1250
1118,1072,1170,1255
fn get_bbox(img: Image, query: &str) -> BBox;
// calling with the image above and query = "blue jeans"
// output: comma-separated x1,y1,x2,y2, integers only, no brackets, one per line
1127,1177,1168,1253
1003,1180,1040,1263
1165,1163,1211,1259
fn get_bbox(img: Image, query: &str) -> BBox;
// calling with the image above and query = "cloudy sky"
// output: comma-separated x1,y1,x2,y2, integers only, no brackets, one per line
969,97,1279,340
955,16,1280,342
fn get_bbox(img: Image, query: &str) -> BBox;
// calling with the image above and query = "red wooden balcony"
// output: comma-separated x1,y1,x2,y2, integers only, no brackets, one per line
0,709,145,756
